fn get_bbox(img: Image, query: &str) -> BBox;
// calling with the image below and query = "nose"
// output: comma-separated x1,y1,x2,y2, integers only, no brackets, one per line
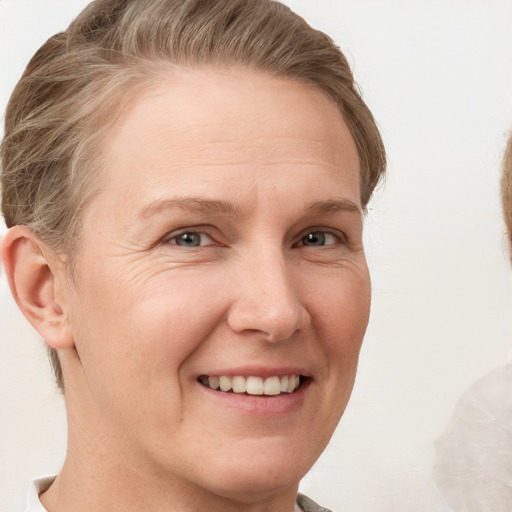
226,251,311,342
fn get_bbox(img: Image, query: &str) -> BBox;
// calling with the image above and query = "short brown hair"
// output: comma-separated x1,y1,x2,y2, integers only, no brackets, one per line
501,133,512,252
1,0,386,390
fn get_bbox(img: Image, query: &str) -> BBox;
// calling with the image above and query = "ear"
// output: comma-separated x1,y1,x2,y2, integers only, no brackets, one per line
1,226,74,349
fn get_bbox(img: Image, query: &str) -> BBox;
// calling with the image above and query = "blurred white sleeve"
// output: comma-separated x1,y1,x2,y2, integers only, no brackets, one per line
433,364,512,512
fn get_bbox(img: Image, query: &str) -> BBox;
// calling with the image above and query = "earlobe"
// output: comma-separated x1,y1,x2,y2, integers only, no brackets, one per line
1,226,74,349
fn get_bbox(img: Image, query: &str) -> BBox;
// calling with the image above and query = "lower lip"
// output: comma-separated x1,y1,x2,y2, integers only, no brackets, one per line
197,379,311,417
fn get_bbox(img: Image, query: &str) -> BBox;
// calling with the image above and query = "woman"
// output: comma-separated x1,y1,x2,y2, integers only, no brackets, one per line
1,1,385,511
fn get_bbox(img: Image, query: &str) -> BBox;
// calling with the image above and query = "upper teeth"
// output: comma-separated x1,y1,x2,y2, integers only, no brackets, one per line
201,374,301,395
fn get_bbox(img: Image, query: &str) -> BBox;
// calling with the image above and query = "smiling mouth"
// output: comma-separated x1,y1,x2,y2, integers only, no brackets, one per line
198,374,305,396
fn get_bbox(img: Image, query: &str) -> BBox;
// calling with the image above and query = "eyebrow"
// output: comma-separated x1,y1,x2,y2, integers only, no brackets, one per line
139,196,362,219
304,199,362,217
139,197,248,219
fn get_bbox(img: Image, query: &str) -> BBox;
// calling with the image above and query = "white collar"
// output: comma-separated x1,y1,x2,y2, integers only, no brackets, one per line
25,476,55,512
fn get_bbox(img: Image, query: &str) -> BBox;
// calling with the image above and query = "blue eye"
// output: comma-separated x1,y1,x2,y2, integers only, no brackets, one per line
300,231,338,247
169,232,212,247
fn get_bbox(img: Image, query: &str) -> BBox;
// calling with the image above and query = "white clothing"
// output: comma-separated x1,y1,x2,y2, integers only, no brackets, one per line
25,476,54,512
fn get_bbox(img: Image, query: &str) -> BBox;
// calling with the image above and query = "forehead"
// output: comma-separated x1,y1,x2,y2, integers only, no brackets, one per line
92,67,360,214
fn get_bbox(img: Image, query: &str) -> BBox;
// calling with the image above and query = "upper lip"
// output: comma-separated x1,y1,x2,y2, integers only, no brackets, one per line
197,366,311,379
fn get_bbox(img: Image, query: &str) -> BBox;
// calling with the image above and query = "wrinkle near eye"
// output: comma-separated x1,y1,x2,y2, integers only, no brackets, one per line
108,253,212,299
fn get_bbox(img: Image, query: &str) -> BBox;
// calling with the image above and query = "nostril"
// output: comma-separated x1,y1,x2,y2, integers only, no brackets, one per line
227,302,310,342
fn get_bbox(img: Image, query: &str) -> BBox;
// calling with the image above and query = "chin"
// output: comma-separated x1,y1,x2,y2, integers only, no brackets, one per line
191,437,316,501
202,467,302,505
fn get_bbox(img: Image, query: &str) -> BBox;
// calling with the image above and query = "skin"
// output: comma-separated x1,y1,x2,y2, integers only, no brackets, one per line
3,67,370,512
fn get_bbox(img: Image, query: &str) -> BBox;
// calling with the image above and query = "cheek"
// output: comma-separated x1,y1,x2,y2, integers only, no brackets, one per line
312,268,371,395
68,291,227,439
68,264,225,404
298,270,370,455
315,268,371,346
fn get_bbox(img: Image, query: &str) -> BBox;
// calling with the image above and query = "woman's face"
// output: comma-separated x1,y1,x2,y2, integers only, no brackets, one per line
63,68,370,500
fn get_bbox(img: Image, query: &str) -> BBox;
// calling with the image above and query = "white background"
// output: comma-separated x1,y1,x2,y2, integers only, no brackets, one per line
1,1,512,511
